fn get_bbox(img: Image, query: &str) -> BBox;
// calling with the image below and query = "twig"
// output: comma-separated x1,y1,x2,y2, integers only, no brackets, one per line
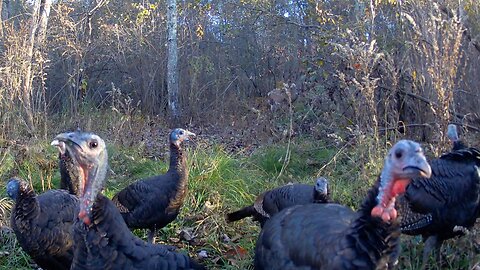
378,123,433,132
316,139,354,177
275,86,294,181
378,84,472,120
449,122,480,132
0,145,11,168
377,122,480,133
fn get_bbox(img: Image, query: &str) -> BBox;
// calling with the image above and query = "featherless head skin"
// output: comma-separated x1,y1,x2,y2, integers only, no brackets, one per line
170,128,195,146
446,124,459,142
6,178,21,201
314,177,328,195
52,131,108,226
372,140,432,222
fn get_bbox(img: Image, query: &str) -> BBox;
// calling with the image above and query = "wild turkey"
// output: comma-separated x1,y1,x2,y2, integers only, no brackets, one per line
227,177,331,227
6,178,79,270
111,128,195,243
446,123,467,151
53,130,204,270
394,127,480,268
254,140,432,270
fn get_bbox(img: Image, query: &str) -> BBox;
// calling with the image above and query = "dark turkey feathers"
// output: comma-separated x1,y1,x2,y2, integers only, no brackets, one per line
59,147,79,194
6,178,79,270
71,195,205,270
53,130,204,270
227,177,331,227
111,128,195,243
254,140,432,270
396,146,480,268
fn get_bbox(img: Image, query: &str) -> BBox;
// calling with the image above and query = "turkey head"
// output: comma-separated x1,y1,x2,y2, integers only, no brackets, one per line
170,128,195,147
52,131,108,226
372,140,432,222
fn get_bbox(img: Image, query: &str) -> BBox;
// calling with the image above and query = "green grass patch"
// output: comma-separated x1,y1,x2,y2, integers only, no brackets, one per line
250,139,336,181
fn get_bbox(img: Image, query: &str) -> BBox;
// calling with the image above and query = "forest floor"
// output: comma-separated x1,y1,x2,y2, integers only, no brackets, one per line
0,122,479,270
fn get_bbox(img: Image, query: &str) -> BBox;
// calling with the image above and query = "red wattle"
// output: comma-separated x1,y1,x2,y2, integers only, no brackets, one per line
78,209,91,225
391,179,411,196
390,208,397,220
381,211,391,222
372,205,397,222
371,206,384,217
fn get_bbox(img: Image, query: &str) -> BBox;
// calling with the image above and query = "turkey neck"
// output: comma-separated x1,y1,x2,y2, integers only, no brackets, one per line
168,142,186,174
60,152,79,195
168,142,188,184
347,180,399,264
165,142,188,213
14,185,39,223
314,193,330,203
81,194,123,241
313,188,330,203
72,195,124,270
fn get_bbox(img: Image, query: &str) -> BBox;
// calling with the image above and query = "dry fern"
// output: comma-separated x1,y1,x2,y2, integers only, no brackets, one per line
0,198,12,227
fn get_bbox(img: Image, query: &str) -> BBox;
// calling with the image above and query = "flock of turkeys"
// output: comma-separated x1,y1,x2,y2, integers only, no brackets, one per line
5,124,480,269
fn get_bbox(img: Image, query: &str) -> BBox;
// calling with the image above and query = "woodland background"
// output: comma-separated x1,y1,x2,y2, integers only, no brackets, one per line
0,0,479,144
0,0,480,269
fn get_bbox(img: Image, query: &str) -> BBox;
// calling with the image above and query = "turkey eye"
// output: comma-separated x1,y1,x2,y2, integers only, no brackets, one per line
89,141,98,148
395,149,403,159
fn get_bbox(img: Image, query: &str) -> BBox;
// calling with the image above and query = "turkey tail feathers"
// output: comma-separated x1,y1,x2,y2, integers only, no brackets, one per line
226,205,255,222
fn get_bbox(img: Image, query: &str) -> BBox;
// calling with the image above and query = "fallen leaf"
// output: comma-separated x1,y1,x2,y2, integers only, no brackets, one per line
225,246,248,259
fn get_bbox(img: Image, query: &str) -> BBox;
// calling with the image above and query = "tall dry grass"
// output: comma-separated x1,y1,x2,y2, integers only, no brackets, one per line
401,2,465,154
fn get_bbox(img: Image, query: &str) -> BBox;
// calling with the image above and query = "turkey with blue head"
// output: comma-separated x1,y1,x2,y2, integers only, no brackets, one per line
394,124,480,269
446,123,467,151
6,177,79,270
226,177,331,227
254,140,432,270
111,128,195,243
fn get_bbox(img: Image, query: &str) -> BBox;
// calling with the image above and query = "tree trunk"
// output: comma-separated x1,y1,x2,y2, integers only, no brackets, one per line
22,0,42,136
38,0,52,44
3,0,9,20
167,0,180,122
0,0,4,40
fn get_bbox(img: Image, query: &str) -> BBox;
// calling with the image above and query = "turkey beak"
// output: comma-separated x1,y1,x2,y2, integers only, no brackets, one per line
401,154,432,179
52,132,88,164
184,130,196,142
51,139,66,156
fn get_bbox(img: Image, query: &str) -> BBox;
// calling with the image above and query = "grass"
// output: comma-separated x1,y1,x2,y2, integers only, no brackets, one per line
0,136,479,269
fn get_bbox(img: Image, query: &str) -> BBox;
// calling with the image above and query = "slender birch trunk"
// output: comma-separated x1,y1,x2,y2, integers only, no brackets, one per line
167,0,180,121
22,0,42,135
